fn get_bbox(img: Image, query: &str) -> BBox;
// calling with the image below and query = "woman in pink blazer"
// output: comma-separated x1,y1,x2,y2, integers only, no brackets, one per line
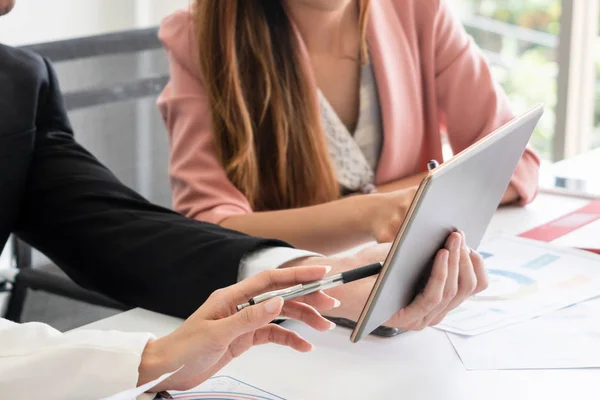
158,0,540,256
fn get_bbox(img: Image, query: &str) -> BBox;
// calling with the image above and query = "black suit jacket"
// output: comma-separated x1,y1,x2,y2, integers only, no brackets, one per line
0,44,290,318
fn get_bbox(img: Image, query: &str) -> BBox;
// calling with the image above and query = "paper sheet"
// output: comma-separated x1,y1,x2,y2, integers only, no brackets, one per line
169,375,284,399
552,218,600,251
101,368,180,400
436,236,600,336
519,199,600,252
447,296,600,370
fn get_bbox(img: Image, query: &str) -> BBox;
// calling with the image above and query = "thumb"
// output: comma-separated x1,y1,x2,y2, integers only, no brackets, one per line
219,297,284,341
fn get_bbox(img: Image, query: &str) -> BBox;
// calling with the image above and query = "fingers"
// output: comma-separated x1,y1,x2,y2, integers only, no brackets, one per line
217,296,285,342
280,301,336,332
389,247,448,329
471,250,489,294
421,232,461,326
252,324,314,353
428,232,477,326
216,291,339,343
383,230,489,331
292,290,340,311
213,265,331,307
455,231,477,299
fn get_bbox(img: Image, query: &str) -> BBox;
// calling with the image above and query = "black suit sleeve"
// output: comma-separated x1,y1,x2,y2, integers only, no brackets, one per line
14,58,291,318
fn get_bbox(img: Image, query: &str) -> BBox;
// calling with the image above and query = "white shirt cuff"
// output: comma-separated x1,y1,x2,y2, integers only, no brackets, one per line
0,318,159,400
238,247,323,281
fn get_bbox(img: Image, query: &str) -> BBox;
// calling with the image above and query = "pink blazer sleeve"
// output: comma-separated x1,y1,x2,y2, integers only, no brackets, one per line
157,11,253,225
432,0,540,205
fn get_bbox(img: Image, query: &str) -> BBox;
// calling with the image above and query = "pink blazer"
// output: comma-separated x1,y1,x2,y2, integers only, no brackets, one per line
157,0,540,225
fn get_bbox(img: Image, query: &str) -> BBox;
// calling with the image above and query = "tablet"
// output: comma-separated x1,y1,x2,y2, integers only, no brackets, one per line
350,105,544,343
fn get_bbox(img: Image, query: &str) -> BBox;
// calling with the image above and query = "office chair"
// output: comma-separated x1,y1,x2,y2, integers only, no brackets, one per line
4,27,171,322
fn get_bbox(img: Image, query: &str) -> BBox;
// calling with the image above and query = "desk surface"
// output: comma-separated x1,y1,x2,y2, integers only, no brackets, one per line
80,194,598,400
549,148,600,181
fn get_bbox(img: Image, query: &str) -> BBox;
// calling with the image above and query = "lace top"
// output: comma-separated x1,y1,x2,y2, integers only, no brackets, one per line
319,61,384,193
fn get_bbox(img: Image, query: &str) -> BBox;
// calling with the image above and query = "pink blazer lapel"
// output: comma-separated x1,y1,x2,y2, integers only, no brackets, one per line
290,1,430,184
289,17,321,101
368,0,425,183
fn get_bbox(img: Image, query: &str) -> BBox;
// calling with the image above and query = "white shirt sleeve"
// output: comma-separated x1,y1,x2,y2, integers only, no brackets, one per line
0,248,322,399
238,247,323,281
0,317,163,400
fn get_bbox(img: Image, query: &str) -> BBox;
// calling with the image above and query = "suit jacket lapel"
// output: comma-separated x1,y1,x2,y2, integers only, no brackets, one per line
368,0,424,183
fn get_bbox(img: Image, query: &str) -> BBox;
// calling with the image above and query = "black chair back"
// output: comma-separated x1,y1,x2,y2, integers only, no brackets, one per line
6,27,173,321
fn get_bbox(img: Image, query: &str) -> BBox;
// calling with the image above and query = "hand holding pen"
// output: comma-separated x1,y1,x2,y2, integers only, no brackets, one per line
237,262,383,311
138,265,341,392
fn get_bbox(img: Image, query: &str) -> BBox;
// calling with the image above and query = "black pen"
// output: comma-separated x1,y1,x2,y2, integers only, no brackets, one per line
236,262,383,311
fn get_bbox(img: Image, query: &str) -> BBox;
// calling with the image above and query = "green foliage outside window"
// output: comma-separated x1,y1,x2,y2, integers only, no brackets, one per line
462,0,600,157
457,0,562,160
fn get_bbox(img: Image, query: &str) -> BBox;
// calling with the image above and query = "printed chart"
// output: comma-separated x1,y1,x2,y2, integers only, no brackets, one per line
448,296,600,370
170,376,285,400
437,236,600,335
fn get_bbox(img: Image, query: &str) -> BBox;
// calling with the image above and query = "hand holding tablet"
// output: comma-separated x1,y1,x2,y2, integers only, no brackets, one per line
233,106,543,343
352,105,543,342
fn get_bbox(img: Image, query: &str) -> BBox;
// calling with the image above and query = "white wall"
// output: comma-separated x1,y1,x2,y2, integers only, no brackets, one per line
0,0,189,46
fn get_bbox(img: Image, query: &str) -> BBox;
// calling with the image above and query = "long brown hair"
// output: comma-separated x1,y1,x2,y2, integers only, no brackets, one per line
194,0,371,211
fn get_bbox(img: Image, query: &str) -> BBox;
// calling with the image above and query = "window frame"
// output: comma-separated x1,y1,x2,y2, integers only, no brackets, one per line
553,0,599,161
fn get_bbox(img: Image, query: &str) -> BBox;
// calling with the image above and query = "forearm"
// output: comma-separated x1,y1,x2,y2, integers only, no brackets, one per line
18,133,291,319
282,243,392,321
19,59,294,319
220,196,374,255
500,183,520,205
376,172,427,193
377,173,520,205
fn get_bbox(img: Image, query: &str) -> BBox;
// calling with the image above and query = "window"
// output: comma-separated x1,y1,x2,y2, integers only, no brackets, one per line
454,0,600,161
453,0,560,161
593,16,600,151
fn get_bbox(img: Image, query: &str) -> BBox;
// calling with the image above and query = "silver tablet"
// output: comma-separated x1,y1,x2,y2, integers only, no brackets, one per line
351,105,544,342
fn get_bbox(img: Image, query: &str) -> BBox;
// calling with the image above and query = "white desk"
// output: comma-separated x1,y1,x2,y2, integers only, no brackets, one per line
80,194,598,400
547,148,600,181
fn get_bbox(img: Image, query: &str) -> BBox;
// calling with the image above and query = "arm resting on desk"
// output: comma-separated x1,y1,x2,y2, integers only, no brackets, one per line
376,173,521,205
13,58,291,319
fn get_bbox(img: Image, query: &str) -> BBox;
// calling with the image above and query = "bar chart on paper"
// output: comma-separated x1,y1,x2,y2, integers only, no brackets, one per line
436,236,600,336
170,376,285,400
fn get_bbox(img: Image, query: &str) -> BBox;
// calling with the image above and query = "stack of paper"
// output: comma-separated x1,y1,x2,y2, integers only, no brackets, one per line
436,236,600,336
520,199,600,254
436,236,600,371
447,296,600,370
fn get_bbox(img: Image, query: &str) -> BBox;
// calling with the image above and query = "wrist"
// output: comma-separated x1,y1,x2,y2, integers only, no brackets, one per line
137,337,173,388
279,255,320,269
313,254,355,275
501,184,520,204
345,194,378,237
285,254,354,275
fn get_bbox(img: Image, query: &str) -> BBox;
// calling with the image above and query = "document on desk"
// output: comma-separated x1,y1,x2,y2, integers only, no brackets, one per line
169,375,284,399
447,296,600,370
520,199,600,254
547,218,600,253
436,236,600,336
